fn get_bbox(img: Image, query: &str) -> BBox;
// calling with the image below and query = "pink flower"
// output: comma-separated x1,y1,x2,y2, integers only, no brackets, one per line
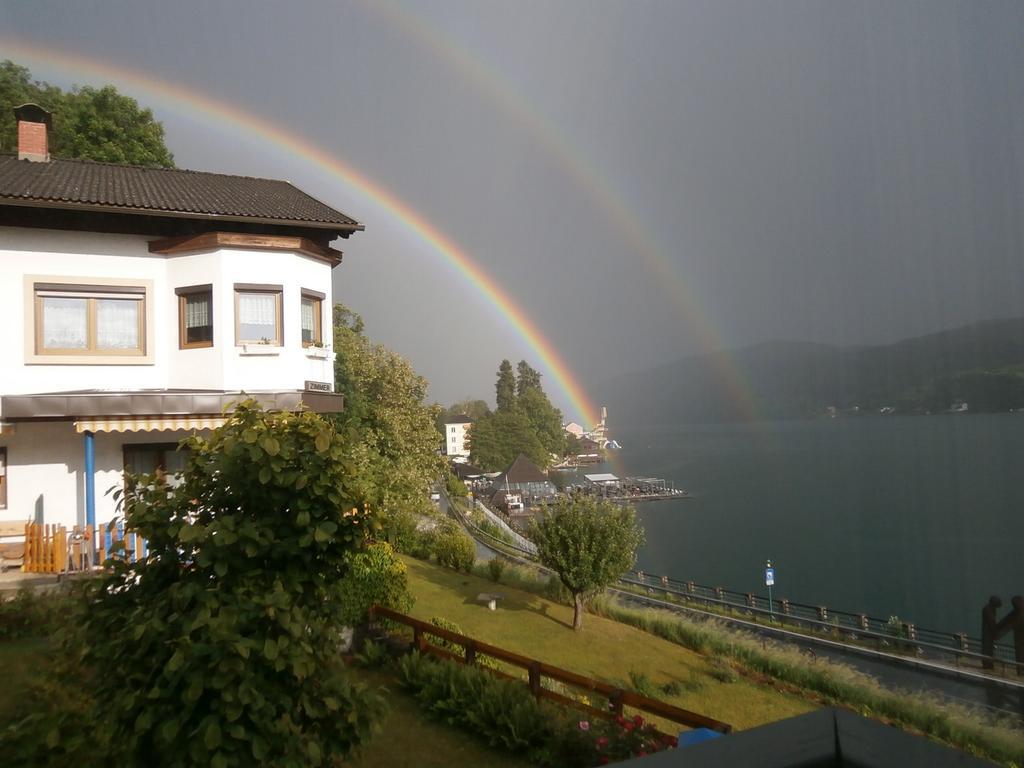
633,714,644,726
578,721,590,731
624,721,635,732
596,736,609,749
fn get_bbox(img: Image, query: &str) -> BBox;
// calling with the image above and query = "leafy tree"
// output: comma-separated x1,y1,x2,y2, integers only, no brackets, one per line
1,60,174,167
518,386,565,457
530,496,645,631
333,303,445,524
469,407,547,471
516,360,542,396
496,359,516,411
14,402,384,766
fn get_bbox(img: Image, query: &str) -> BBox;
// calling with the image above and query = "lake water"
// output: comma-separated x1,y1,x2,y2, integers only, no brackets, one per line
571,415,1024,635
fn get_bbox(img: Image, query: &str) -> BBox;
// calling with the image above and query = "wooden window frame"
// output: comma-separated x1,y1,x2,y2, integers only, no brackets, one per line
233,284,283,346
301,290,324,347
123,443,188,487
33,284,146,357
176,284,214,350
0,447,7,509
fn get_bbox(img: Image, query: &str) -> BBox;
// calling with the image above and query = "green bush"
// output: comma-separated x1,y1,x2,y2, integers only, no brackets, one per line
336,540,413,627
6,402,386,767
433,521,475,572
627,670,658,698
379,508,421,553
395,652,590,766
355,640,391,669
426,616,499,670
487,556,506,583
0,587,75,640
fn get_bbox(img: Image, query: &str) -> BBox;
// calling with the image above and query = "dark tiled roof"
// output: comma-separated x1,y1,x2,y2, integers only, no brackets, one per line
445,414,473,424
498,454,549,484
0,155,361,231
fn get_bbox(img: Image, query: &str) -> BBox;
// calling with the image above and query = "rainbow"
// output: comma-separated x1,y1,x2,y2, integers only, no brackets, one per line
0,39,602,426
364,1,761,422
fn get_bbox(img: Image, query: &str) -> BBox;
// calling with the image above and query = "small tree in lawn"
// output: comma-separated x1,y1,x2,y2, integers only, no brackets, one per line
530,496,644,631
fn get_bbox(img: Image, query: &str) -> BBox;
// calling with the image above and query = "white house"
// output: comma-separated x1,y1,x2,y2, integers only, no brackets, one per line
444,414,472,458
0,103,363,533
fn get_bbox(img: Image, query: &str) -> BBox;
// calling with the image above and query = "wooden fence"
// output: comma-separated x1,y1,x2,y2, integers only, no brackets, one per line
21,523,147,574
23,523,67,573
369,604,733,735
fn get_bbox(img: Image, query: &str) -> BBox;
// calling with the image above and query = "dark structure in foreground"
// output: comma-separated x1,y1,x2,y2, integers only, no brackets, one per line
626,708,995,767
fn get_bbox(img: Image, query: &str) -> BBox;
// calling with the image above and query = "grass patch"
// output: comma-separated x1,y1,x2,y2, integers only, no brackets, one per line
403,555,815,731
434,557,1024,766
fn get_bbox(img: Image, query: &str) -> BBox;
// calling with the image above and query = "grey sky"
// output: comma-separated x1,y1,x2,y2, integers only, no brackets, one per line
2,0,1022,421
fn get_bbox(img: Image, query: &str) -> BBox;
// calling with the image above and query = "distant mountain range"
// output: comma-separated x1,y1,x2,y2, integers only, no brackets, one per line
597,317,1024,424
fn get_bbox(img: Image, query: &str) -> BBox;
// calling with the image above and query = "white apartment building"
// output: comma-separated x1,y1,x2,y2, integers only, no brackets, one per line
444,415,472,458
0,103,363,531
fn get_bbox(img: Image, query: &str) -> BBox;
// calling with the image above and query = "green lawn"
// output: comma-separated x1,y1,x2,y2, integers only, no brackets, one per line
400,556,816,731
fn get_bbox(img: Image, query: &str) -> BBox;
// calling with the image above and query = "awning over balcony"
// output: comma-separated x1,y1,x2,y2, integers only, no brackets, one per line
74,415,227,434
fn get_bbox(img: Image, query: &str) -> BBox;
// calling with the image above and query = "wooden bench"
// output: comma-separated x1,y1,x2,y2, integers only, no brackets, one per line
0,521,29,571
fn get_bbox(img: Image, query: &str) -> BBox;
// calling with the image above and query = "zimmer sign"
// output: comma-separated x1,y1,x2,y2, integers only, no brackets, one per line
304,380,332,393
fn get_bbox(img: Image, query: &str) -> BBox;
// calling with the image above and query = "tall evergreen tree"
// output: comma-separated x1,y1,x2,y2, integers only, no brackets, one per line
516,360,542,396
495,359,516,411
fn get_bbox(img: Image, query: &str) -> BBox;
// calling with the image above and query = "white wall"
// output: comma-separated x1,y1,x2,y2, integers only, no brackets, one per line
0,422,204,529
445,422,471,457
0,226,336,401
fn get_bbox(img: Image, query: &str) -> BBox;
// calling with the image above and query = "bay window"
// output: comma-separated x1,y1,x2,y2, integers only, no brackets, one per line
301,290,324,346
176,284,213,348
234,284,282,345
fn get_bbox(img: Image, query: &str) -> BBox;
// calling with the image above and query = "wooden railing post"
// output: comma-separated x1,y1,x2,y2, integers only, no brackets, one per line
464,639,477,666
528,661,542,700
609,688,624,717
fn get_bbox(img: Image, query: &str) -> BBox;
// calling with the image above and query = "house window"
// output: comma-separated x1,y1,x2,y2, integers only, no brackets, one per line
124,443,189,484
34,284,145,355
176,285,213,349
301,291,324,346
0,448,7,509
234,284,282,345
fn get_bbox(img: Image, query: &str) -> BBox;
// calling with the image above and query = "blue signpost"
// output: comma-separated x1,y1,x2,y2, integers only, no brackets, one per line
765,560,775,621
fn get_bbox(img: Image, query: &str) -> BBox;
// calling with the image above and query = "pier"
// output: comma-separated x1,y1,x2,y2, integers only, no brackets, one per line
568,473,691,503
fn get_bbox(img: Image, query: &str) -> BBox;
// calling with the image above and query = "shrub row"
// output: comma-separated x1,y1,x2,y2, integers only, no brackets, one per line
394,651,675,767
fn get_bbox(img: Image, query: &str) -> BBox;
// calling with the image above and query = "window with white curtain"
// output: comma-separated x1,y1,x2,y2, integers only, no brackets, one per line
301,292,322,345
177,286,213,348
34,285,145,355
235,287,282,344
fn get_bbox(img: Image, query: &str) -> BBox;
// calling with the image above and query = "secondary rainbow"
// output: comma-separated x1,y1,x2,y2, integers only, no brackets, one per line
364,1,762,422
0,39,600,427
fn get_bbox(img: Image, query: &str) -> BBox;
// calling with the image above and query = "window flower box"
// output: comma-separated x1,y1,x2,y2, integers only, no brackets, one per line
304,346,330,359
241,344,281,356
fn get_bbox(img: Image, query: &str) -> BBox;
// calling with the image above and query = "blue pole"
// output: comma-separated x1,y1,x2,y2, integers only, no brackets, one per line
84,430,96,530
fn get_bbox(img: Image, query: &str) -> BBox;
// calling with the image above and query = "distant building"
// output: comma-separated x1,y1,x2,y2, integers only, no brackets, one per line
444,414,472,458
487,453,557,507
563,421,585,439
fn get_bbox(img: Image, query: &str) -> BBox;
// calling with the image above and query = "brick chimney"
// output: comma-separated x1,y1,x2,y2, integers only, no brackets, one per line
13,103,52,162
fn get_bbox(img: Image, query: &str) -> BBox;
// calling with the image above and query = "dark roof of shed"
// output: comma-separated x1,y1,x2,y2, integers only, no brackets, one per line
445,414,473,424
0,155,362,232
497,454,549,484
